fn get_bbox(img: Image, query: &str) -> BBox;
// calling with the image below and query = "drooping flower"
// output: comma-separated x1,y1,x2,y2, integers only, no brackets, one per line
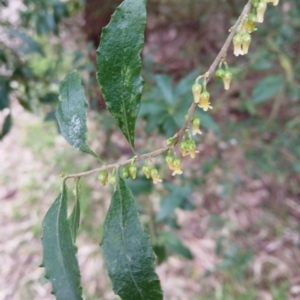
122,167,129,179
241,32,252,54
192,117,202,135
109,174,116,185
98,170,108,186
142,164,151,179
166,154,175,170
192,83,202,104
171,158,183,176
199,91,213,111
257,0,267,23
247,13,257,33
187,139,197,159
150,168,162,184
180,140,189,157
223,70,233,90
215,68,225,80
233,33,244,56
129,163,137,179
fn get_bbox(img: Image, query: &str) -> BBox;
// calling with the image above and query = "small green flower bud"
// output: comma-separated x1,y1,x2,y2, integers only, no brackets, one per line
192,83,202,104
192,117,202,135
150,167,162,184
216,68,225,79
122,167,130,179
110,174,116,185
129,163,137,179
98,170,109,186
142,164,151,179
166,137,175,146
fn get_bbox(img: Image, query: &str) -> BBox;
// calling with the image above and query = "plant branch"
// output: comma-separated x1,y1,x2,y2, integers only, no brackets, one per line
64,0,252,181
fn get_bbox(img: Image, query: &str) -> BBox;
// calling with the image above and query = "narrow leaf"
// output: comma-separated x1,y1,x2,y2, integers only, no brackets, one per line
68,180,81,243
41,182,83,300
56,70,97,158
96,0,147,150
101,175,163,300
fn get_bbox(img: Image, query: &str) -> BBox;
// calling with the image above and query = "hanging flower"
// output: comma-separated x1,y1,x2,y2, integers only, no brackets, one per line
233,33,244,56
247,13,257,33
187,139,197,159
166,154,175,170
122,167,129,179
98,170,108,186
223,70,233,90
216,68,225,80
109,174,116,185
199,91,213,111
150,168,162,184
180,140,189,157
192,117,202,135
129,163,137,179
142,164,151,179
241,32,252,54
192,83,202,104
171,158,183,176
257,0,267,23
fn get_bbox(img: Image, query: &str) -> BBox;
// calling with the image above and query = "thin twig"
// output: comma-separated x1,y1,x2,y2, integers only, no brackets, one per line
64,0,252,181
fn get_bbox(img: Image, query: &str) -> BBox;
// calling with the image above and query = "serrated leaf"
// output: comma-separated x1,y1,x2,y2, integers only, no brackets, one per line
56,71,97,158
41,182,83,300
101,175,163,300
96,0,147,150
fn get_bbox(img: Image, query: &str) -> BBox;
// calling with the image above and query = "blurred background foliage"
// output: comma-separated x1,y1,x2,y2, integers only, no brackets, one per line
1,0,300,299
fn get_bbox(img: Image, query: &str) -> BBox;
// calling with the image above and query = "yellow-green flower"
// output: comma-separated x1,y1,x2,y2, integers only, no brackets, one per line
199,91,213,111
257,0,267,23
241,33,251,54
98,170,108,186
192,117,202,135
233,33,243,56
247,13,257,33
216,68,225,80
166,154,175,170
150,168,162,184
187,139,197,159
192,83,202,104
171,158,183,176
223,70,232,90
142,164,151,179
180,140,189,157
122,167,129,179
129,163,137,179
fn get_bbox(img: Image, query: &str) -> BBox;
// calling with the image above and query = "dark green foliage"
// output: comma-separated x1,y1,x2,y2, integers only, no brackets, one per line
101,175,163,300
96,0,147,150
41,182,83,300
56,71,97,158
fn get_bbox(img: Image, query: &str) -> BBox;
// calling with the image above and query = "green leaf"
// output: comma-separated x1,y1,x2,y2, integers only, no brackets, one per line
251,75,285,104
0,113,12,140
160,232,193,260
154,75,174,105
56,71,97,158
101,175,163,300
96,0,147,150
41,182,83,300
68,180,81,243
